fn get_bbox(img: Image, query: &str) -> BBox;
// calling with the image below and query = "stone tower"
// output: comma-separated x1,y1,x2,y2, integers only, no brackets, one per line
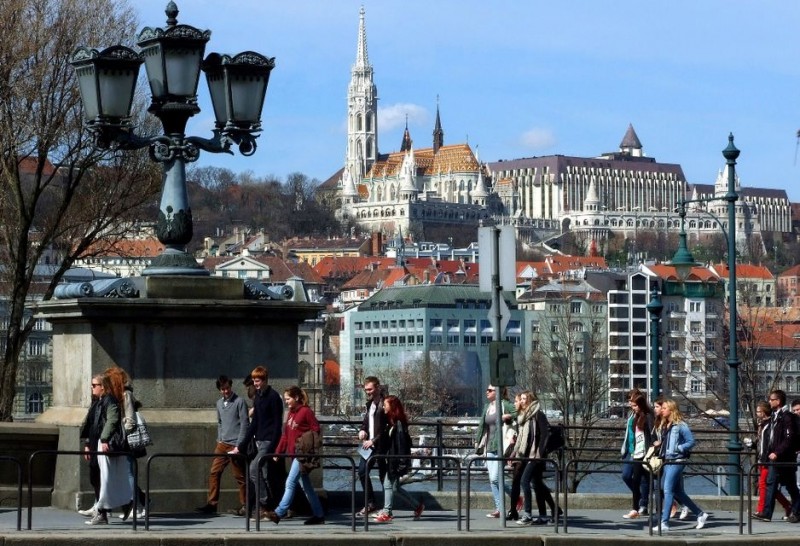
346,7,378,185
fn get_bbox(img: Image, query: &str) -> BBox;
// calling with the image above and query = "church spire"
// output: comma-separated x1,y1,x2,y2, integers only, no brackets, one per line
433,95,443,154
355,6,369,70
345,6,378,187
400,115,412,152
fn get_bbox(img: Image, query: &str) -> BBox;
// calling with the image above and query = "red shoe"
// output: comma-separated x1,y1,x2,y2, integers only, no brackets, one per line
374,512,393,523
414,502,425,520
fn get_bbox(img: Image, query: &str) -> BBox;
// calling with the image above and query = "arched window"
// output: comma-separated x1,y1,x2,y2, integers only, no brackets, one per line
366,113,372,132
356,114,363,131
27,392,44,414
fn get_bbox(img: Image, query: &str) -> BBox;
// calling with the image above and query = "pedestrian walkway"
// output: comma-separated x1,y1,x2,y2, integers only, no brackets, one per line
1,505,799,545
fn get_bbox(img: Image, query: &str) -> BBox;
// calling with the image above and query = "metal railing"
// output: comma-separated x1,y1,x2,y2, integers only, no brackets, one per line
0,455,22,531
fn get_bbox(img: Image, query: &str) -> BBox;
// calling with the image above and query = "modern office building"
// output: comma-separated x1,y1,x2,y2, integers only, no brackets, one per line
337,284,523,414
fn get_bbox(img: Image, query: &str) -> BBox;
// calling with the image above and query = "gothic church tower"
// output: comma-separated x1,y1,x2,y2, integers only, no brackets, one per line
346,7,378,186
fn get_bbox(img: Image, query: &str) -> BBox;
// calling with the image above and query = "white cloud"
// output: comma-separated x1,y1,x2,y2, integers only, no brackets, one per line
519,127,557,150
378,103,428,131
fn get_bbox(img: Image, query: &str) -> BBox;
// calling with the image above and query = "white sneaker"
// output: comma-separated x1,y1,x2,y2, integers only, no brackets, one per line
696,512,709,529
679,506,689,520
652,523,669,532
77,507,96,517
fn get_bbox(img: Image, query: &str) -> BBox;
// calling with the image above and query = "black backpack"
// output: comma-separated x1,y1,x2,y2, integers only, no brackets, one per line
544,423,566,455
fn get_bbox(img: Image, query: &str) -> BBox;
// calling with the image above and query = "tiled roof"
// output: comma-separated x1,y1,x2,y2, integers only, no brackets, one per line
778,264,800,278
319,167,344,190
647,264,720,282
488,155,684,179
690,184,788,200
365,143,478,178
18,156,56,176
313,256,394,279
710,263,774,280
286,237,369,251
80,237,165,258
201,256,324,283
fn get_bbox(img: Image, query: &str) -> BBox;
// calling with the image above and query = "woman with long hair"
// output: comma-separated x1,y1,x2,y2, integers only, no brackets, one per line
373,395,424,522
653,399,709,533
105,366,148,520
515,392,558,525
474,384,517,518
621,393,653,519
265,386,325,525
79,373,132,525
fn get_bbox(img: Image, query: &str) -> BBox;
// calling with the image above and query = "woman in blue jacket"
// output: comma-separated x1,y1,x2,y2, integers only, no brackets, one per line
652,399,709,533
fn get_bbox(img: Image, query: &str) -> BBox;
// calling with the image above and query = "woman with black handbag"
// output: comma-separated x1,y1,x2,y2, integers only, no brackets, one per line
79,373,132,525
372,395,424,523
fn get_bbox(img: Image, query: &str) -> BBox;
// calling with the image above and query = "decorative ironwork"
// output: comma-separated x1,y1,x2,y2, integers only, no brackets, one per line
157,206,193,246
243,280,294,301
53,279,139,299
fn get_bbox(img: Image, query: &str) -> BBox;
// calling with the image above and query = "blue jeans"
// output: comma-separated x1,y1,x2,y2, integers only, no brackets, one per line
275,458,323,518
621,454,648,511
249,440,272,507
485,452,511,511
382,473,417,515
661,461,702,525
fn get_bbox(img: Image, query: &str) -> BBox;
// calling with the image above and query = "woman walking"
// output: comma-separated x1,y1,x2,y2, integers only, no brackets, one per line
80,373,132,525
514,392,558,525
653,399,709,533
106,366,149,520
266,386,325,525
621,393,653,519
474,385,516,518
373,395,424,522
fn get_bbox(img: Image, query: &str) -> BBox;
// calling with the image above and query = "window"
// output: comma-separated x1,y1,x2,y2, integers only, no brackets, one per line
447,320,460,345
27,392,44,414
690,379,704,394
691,342,703,353
690,322,702,334
27,340,45,357
689,301,701,312
299,337,309,353
570,322,584,333
354,338,362,351
531,321,540,333
571,302,582,314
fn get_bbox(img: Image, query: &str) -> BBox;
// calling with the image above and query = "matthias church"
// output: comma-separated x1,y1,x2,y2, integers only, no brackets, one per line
320,8,792,256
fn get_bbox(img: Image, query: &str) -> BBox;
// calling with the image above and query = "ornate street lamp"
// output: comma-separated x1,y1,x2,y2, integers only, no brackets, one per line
669,133,742,496
70,2,275,275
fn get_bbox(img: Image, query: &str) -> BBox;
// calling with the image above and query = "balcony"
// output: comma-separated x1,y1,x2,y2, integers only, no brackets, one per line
669,310,687,318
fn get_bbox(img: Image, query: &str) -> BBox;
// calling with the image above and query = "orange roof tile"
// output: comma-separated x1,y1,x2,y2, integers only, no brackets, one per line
711,263,774,280
365,144,479,178
648,264,720,282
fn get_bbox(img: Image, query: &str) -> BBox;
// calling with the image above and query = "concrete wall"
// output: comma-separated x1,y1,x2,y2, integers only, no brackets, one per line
34,286,322,510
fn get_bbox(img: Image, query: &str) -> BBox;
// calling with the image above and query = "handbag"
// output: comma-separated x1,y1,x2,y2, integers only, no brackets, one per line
643,445,663,474
126,411,153,450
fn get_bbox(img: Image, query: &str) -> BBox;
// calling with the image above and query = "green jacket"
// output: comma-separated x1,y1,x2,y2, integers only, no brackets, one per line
474,400,517,454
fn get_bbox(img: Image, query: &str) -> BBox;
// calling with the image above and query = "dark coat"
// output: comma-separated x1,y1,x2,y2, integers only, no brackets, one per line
360,394,388,454
239,384,283,451
769,408,797,461
386,420,412,480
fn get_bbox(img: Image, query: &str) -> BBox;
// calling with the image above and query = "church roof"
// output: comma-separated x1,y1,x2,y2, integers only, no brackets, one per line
366,143,479,178
690,183,788,200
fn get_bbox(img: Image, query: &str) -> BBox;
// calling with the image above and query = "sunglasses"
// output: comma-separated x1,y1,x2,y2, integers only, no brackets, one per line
91,383,101,387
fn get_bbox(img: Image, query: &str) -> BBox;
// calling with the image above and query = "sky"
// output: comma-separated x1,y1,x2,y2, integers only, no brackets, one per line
130,1,800,201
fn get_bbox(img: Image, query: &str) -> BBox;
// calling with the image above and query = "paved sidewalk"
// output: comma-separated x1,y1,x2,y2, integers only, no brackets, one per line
1,505,798,544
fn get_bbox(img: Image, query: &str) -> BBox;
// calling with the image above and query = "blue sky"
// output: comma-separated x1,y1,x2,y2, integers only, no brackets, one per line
132,1,800,200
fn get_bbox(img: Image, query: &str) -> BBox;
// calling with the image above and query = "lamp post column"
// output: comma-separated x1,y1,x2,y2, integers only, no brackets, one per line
647,288,664,402
723,133,742,496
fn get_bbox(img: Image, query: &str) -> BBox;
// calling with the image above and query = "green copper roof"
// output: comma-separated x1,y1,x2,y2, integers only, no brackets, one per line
358,284,515,310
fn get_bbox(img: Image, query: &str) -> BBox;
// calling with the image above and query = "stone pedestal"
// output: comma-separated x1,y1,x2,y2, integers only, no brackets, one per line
35,276,323,511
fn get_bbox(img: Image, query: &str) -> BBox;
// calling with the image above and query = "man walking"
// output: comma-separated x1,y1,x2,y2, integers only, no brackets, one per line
356,376,387,516
196,376,249,516
233,366,283,520
755,389,800,522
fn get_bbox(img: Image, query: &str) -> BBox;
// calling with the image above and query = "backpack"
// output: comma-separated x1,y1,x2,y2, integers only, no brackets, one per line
393,421,413,477
789,411,800,452
544,424,566,456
